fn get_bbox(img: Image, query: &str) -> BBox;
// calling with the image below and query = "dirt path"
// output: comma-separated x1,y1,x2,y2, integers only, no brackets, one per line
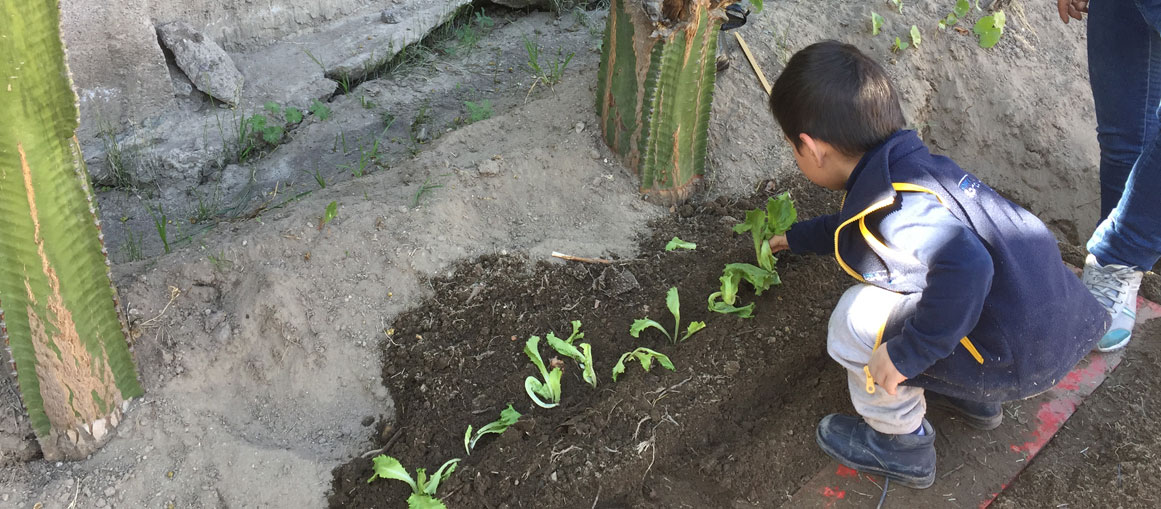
4,1,1153,507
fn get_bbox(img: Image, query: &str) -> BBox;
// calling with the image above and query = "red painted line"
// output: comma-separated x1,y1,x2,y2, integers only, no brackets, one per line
834,465,859,478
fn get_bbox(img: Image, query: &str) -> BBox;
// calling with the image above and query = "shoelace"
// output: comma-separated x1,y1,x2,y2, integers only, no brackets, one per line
1086,264,1139,312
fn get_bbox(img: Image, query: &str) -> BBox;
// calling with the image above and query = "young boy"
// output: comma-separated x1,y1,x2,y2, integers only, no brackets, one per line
765,41,1109,489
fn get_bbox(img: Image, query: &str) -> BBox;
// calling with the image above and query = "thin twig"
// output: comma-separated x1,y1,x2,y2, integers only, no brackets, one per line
139,286,181,328
551,251,612,265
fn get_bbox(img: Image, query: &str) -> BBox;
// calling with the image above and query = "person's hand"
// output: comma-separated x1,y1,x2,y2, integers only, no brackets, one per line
868,347,907,396
767,235,789,253
1058,0,1088,23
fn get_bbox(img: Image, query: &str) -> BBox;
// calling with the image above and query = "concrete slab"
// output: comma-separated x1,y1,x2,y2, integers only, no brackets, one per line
786,297,1161,508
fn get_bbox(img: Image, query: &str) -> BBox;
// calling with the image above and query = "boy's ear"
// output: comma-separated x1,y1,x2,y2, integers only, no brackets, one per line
797,133,826,168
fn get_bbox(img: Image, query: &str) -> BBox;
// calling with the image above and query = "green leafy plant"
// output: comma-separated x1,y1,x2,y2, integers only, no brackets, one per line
871,12,885,35
524,336,563,408
285,106,304,124
524,36,574,91
612,348,675,382
631,287,706,343
891,36,910,52
890,0,903,13
545,320,597,388
147,202,171,254
413,177,444,207
310,99,332,121
463,404,521,455
938,0,971,30
319,201,338,230
665,237,696,251
708,193,796,317
973,10,1006,48
464,99,493,124
367,455,459,509
910,25,921,48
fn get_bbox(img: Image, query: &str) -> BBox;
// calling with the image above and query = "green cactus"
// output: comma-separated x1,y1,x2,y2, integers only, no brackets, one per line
1,0,144,460
596,0,731,202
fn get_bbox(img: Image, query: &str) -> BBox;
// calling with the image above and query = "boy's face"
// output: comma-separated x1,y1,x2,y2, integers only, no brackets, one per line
789,136,847,190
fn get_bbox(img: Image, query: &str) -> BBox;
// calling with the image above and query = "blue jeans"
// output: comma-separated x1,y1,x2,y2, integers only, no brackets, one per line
1086,0,1161,270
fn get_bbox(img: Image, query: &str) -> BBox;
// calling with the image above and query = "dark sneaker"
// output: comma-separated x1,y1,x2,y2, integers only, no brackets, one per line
926,392,1003,431
815,414,936,489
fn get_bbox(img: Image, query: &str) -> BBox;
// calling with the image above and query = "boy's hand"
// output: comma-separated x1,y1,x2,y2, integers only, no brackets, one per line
767,235,789,253
869,347,907,395
1057,0,1088,23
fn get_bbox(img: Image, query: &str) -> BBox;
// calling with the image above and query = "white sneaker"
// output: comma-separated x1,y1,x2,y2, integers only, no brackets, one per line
1081,254,1144,352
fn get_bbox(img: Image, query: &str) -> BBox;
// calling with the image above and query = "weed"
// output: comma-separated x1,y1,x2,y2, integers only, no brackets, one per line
412,177,444,207
464,404,521,455
310,99,332,121
98,124,134,189
612,348,675,382
190,192,218,225
631,287,706,343
303,48,326,74
307,165,327,189
147,203,170,254
890,0,903,14
463,99,493,124
342,138,382,177
338,73,352,95
367,455,460,509
523,335,563,408
207,251,233,271
523,36,574,96
122,229,144,262
360,95,377,109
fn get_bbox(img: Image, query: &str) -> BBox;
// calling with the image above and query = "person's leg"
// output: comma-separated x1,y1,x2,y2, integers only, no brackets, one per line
1083,0,1161,351
816,285,936,488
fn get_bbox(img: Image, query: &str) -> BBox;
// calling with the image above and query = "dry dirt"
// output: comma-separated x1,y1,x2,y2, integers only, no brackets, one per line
3,1,1158,508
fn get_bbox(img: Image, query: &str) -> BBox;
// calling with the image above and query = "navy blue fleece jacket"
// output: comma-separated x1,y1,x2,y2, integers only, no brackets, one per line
786,130,1107,401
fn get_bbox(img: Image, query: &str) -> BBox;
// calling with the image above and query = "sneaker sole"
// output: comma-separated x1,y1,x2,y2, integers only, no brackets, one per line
1096,329,1131,353
814,426,936,489
927,398,1003,431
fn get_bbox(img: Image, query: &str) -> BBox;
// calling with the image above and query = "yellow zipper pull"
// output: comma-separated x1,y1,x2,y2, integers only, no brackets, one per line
863,365,876,394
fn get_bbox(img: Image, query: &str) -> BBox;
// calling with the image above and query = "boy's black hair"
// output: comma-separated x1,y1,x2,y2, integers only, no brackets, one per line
769,40,905,157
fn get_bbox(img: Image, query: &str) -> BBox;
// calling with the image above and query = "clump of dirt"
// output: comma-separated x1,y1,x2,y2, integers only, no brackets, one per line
328,181,861,508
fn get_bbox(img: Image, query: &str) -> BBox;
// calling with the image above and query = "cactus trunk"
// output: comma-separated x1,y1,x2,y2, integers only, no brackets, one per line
596,0,728,203
1,0,144,460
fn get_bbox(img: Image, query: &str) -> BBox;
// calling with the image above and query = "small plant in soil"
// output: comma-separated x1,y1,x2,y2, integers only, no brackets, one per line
319,201,338,230
665,237,696,251
309,99,332,121
631,287,706,344
708,192,796,317
973,10,1006,48
367,455,459,509
938,0,971,30
612,347,675,382
464,404,522,455
147,202,171,254
523,36,574,94
871,12,884,35
523,335,564,408
545,320,597,388
463,99,493,124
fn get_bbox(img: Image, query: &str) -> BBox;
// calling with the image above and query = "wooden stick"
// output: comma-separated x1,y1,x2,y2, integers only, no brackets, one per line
734,32,772,95
551,251,612,265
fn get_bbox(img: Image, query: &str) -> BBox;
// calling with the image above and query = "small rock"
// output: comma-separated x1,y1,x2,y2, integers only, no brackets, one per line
476,160,501,177
723,360,741,377
157,22,245,104
104,487,116,497
574,122,585,133
380,10,400,23
550,471,558,482
589,149,600,159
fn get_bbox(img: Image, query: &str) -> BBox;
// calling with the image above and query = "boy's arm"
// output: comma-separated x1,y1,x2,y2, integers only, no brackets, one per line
784,213,840,255
877,193,995,379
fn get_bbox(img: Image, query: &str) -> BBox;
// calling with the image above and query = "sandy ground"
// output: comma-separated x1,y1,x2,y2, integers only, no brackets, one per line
2,0,1137,507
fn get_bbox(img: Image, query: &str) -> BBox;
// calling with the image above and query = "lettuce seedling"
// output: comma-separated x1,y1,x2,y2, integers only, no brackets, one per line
630,287,706,343
367,455,459,509
612,348,675,382
524,336,563,408
546,320,597,388
665,237,697,251
973,11,1006,48
712,193,796,317
464,404,522,455
871,12,884,35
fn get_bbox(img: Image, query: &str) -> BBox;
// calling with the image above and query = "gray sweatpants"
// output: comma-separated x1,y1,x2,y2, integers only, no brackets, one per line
827,284,926,435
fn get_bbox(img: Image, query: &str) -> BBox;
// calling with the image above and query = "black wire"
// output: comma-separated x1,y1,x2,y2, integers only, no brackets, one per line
876,477,890,509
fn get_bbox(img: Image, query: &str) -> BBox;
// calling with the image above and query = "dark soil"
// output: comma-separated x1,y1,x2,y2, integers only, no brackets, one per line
328,179,861,508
